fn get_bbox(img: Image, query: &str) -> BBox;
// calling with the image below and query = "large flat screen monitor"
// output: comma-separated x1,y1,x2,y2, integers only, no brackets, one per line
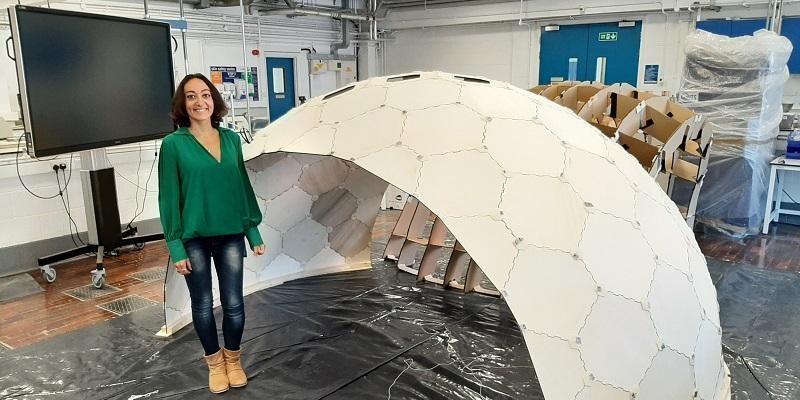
8,6,175,157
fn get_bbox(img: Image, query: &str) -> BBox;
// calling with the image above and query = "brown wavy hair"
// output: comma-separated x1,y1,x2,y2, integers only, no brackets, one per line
170,73,228,128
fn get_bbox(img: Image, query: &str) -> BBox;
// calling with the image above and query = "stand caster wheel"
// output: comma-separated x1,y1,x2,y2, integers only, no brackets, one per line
134,242,145,250
41,266,56,283
91,268,106,289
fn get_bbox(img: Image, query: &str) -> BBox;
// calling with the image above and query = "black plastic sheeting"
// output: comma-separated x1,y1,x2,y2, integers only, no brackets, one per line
707,259,800,400
1,254,799,399
0,254,540,400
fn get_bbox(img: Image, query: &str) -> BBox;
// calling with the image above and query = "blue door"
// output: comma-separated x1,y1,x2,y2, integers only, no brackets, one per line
696,19,766,37
539,22,642,86
266,57,296,122
539,24,590,84
586,22,642,86
781,18,800,73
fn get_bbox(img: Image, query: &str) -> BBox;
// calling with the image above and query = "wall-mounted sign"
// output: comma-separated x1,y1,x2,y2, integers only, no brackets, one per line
599,32,618,41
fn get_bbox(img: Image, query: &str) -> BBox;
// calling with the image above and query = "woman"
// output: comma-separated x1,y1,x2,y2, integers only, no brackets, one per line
158,73,266,394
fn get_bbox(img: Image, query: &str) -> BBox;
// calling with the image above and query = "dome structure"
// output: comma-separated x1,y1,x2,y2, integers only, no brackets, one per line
170,71,731,400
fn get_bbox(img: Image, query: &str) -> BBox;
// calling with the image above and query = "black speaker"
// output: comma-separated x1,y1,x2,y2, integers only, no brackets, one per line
87,168,122,247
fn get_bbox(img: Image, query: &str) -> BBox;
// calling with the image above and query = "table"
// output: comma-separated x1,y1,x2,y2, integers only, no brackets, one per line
763,155,800,234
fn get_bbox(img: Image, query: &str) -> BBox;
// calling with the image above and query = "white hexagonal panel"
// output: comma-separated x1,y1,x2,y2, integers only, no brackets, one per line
504,246,597,339
689,245,720,328
385,77,461,111
605,140,673,210
579,212,657,302
459,84,538,120
304,246,347,272
258,105,322,151
695,320,723,400
244,223,282,275
329,219,371,258
343,167,388,200
354,194,384,226
264,187,313,232
604,139,646,183
357,145,421,194
282,125,336,155
333,107,405,160
283,218,328,263
484,119,566,177
190,71,729,400
402,105,485,156
298,157,350,196
638,349,695,400
253,154,302,201
310,188,359,228
291,153,327,167
538,111,608,157
649,266,704,356
566,149,636,221
418,150,505,217
580,294,659,391
523,331,587,400
636,193,691,275
245,151,285,173
501,175,587,253
259,254,302,281
443,215,517,287
575,382,631,400
320,85,387,124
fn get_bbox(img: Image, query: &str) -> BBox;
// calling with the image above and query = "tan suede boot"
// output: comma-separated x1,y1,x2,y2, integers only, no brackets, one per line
222,348,248,388
204,349,230,393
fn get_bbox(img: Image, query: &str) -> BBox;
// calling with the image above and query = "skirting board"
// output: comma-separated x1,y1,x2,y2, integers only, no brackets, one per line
0,218,161,278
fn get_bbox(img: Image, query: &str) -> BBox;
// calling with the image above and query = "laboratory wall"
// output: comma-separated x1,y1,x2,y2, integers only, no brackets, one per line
0,0,354,276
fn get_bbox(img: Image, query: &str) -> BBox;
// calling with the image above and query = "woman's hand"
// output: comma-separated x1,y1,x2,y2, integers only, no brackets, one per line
253,244,267,256
175,258,192,275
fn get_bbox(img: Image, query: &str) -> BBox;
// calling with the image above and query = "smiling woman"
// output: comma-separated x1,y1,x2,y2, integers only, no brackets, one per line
158,73,267,393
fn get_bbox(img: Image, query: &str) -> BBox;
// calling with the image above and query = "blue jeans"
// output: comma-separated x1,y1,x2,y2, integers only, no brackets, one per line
183,234,246,356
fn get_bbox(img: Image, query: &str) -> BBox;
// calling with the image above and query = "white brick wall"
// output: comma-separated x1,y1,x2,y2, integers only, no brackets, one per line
0,0,351,252
0,144,160,248
385,23,535,89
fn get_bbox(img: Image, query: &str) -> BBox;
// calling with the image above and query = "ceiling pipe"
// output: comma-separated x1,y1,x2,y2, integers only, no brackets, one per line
330,0,351,54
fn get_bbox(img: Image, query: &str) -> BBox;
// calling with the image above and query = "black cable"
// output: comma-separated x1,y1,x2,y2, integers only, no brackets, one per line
127,143,158,229
60,166,84,246
105,153,157,193
61,153,74,195
15,134,60,200
54,171,78,247
130,143,144,228
163,255,171,333
56,168,86,247
722,343,775,400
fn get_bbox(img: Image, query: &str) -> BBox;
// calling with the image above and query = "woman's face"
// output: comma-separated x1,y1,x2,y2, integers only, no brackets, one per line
184,78,214,124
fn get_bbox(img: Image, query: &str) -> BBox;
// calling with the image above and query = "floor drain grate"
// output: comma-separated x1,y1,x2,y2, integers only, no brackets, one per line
96,295,158,316
63,284,121,301
128,267,167,283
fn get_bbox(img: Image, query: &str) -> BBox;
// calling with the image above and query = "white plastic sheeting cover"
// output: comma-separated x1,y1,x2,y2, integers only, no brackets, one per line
677,29,792,236
244,71,731,400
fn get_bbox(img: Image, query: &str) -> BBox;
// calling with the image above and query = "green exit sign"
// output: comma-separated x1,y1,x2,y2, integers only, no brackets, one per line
599,32,618,41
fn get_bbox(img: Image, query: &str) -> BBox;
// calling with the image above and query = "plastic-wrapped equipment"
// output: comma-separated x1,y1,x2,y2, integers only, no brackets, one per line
676,29,792,236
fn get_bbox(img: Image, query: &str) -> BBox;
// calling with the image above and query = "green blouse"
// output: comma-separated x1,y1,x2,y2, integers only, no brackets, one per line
158,127,263,262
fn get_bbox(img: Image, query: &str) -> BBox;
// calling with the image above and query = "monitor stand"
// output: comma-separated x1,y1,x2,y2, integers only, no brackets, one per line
37,148,164,288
